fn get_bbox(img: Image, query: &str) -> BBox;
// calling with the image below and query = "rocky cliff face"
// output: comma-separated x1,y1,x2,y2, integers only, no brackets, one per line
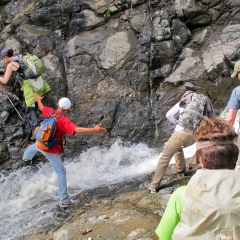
0,0,240,168
1,0,240,239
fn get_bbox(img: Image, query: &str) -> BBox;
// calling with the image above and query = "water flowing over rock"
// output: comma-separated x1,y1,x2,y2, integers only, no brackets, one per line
0,0,240,237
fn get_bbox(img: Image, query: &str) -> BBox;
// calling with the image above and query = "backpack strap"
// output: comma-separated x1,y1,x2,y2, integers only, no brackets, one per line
49,109,65,152
49,109,63,120
48,109,55,117
10,62,18,69
54,113,63,119
10,55,26,80
59,132,66,153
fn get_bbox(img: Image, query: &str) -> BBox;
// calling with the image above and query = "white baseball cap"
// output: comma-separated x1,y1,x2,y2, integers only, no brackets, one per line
58,97,71,109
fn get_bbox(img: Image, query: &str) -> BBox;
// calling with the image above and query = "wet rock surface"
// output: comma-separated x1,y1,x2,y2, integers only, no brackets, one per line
0,0,239,238
12,158,197,240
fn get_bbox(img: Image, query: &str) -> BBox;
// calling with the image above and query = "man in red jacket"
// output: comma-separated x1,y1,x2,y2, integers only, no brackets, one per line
23,93,107,207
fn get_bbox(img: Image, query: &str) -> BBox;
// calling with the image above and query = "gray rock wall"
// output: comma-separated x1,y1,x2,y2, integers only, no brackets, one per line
0,0,240,167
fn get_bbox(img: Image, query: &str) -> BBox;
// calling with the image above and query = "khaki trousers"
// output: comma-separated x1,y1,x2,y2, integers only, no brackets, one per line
150,131,195,189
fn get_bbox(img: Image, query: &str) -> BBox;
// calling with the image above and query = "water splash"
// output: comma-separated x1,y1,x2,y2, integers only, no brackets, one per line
0,163,59,239
0,140,161,239
0,138,211,238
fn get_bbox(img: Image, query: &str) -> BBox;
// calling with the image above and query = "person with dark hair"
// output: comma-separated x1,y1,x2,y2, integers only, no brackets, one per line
0,48,51,132
155,118,239,240
23,93,107,207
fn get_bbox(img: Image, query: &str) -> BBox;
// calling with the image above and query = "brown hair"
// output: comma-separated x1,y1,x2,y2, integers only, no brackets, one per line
194,118,239,169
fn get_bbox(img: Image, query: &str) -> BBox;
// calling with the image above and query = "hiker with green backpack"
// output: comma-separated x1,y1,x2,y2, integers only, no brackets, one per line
0,48,51,131
149,90,215,193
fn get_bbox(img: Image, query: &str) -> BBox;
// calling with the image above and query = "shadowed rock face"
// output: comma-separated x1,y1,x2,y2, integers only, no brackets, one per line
0,0,239,167
1,1,239,237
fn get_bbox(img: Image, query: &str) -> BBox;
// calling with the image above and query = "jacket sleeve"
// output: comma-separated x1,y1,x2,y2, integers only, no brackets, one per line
166,102,180,124
155,186,186,240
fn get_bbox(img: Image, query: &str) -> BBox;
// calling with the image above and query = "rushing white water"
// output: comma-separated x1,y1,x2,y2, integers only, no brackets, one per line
0,138,209,239
0,140,158,239
2,107,238,239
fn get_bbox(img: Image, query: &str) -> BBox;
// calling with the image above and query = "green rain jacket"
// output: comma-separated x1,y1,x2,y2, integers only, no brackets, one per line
21,76,51,107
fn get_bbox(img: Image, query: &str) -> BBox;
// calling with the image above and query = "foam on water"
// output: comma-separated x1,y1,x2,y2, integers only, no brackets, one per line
0,162,59,239
0,139,165,239
66,140,161,190
2,108,236,239
0,138,201,239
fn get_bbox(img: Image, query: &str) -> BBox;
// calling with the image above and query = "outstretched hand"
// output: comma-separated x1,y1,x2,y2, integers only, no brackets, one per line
93,124,107,133
34,92,44,102
33,93,45,111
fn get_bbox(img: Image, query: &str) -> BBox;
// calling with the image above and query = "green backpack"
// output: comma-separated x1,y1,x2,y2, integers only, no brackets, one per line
13,54,45,80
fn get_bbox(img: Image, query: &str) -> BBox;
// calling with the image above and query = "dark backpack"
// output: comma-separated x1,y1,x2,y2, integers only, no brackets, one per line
36,110,62,151
12,54,44,80
178,93,207,130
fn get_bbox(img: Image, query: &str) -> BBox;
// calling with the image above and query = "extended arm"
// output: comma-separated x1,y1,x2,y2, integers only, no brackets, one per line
34,92,44,110
75,124,107,134
226,108,237,126
33,92,107,134
0,62,18,84
155,186,186,240
166,102,180,124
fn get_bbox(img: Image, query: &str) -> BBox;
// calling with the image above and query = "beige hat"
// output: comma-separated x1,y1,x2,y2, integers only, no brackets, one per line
231,60,240,78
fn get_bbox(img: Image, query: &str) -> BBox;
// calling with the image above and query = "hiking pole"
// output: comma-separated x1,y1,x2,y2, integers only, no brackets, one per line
0,83,24,121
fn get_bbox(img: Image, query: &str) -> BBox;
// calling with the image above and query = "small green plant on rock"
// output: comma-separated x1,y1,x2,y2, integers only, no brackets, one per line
192,27,202,32
103,9,111,18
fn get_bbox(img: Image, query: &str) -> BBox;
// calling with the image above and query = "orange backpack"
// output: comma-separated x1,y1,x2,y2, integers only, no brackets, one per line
36,110,62,150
